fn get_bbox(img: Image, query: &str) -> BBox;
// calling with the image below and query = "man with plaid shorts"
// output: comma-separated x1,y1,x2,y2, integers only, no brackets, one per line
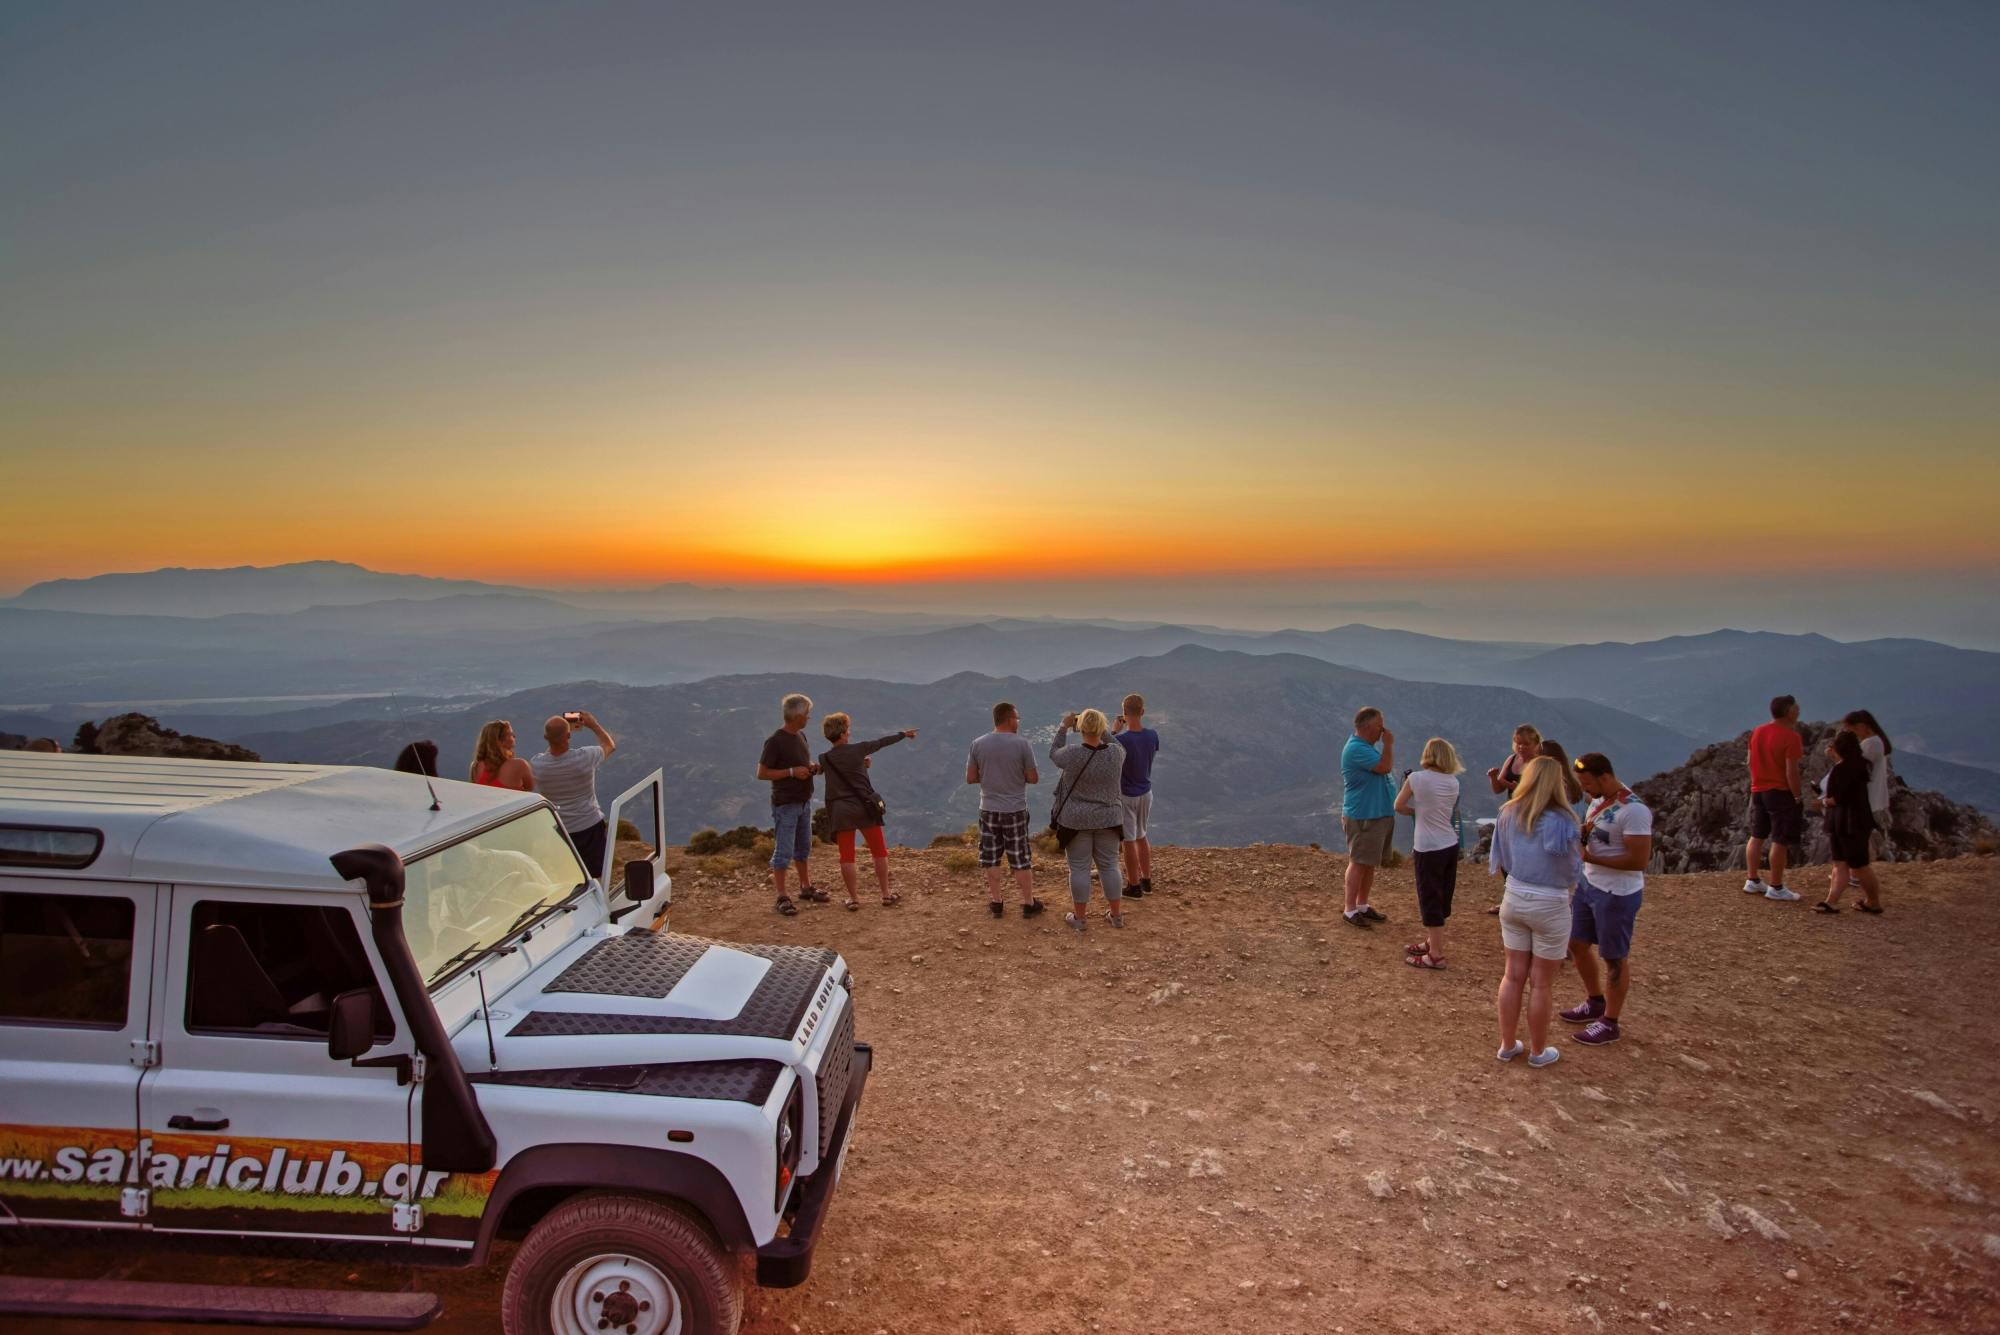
967,700,1044,919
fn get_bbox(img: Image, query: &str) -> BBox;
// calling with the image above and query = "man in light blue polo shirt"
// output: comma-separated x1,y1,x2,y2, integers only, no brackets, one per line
1340,706,1396,927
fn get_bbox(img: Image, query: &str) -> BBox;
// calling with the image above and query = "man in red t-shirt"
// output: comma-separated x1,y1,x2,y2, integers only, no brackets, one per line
1744,694,1804,901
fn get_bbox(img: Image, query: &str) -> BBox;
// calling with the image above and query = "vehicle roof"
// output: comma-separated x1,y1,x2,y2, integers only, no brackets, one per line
0,752,549,891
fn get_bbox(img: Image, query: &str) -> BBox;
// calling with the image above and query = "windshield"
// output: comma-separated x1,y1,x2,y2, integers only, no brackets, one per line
403,808,588,986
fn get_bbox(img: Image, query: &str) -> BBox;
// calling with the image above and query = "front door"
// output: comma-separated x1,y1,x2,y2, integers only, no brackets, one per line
138,885,424,1242
0,877,156,1231
602,769,670,927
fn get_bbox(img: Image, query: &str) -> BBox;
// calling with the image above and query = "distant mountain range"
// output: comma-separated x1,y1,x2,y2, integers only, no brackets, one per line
6,562,1995,815
213,647,1696,848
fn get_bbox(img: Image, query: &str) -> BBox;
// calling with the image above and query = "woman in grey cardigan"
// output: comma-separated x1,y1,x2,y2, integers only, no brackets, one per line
1050,708,1128,930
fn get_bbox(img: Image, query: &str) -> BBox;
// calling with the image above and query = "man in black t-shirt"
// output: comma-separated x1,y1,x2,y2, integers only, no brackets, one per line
756,692,824,913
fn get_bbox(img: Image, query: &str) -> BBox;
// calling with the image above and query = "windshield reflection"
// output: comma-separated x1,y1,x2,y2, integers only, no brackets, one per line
404,808,586,985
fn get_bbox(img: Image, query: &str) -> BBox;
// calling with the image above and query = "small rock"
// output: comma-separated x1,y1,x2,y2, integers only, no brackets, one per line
1364,1170,1395,1199
1783,1268,1800,1283
909,954,925,965
1496,1279,1510,1291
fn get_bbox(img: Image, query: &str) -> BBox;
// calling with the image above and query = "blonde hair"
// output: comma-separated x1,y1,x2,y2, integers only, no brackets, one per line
821,711,850,742
1503,756,1577,835
471,720,512,780
1421,737,1464,774
1077,708,1111,740
1122,693,1145,715
1512,723,1542,746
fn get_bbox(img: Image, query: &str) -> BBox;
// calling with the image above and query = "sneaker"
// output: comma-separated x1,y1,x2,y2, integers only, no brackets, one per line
1106,914,1126,929
1764,885,1801,902
1742,878,1769,894
1141,877,1154,896
1361,905,1387,923
1343,909,1372,928
1527,1046,1562,1069
1496,1041,1525,1062
1125,881,1146,899
1021,899,1046,918
1560,997,1606,1025
1064,911,1087,933
1574,1018,1621,1046
988,901,1005,919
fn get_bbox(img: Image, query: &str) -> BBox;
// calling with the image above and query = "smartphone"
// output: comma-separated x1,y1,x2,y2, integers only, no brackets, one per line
563,711,582,724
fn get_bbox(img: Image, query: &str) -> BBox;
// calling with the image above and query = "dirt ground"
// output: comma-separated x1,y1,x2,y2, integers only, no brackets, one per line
7,846,1999,1333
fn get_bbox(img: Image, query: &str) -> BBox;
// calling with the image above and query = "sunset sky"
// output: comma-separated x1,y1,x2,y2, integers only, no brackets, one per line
4,2,1997,641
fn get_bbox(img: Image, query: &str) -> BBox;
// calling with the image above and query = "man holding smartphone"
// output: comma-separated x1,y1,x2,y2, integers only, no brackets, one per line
532,709,618,877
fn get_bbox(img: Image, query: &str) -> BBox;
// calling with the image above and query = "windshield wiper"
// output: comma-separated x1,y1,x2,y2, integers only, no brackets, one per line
427,939,507,984
506,896,556,934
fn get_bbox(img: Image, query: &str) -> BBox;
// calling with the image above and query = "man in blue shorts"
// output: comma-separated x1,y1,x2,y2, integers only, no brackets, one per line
1563,753,1653,1046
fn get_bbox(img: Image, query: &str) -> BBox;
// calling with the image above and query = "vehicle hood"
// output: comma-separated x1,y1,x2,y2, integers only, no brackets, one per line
465,930,843,1073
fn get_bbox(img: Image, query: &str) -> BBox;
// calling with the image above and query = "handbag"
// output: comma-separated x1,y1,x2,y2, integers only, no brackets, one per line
1048,744,1106,850
826,753,887,825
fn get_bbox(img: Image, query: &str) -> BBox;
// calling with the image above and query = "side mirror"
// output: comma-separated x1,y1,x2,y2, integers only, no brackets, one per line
609,861,653,922
328,988,376,1060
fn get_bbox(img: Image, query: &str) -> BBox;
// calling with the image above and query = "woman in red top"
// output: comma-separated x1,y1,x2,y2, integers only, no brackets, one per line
469,720,536,792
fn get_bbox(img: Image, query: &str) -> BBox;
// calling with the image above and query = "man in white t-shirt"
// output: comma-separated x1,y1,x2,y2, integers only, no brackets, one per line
1561,752,1653,1047
531,710,617,877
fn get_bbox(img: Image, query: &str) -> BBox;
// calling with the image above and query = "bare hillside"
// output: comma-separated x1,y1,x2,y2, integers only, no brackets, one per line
7,848,1998,1333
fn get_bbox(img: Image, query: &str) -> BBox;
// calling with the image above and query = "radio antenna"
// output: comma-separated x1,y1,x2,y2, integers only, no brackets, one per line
388,688,442,812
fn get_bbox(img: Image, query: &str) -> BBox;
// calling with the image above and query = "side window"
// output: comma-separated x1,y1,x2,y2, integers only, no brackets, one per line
184,901,392,1041
0,890,135,1027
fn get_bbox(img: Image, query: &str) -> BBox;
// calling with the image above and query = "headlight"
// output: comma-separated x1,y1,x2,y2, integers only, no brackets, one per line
775,1081,803,1211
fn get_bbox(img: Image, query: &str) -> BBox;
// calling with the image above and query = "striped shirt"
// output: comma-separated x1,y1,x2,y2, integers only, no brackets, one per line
531,744,605,831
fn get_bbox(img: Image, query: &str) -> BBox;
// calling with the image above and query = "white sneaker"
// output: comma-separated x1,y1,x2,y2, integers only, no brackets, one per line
1527,1046,1562,1069
1743,878,1769,894
1496,1041,1525,1062
1765,885,1801,902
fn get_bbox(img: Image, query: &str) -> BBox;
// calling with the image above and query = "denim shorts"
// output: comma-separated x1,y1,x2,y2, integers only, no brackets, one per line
770,802,813,869
1570,883,1642,960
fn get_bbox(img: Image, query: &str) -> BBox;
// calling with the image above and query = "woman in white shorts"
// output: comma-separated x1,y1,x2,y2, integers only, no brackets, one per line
1487,757,1583,1069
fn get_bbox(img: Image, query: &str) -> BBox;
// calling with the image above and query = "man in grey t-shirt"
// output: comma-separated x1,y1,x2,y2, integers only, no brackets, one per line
966,701,1041,918
531,710,617,878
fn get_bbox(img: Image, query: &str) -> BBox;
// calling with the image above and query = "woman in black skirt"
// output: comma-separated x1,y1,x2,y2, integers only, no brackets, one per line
1816,730,1883,914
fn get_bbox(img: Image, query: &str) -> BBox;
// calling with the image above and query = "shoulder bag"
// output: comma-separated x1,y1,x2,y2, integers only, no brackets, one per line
1047,743,1105,850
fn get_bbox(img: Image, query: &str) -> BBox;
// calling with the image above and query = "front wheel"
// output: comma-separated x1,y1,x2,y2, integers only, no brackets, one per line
502,1193,742,1335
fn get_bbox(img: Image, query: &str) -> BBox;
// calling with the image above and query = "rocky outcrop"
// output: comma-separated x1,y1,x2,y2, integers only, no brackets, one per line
84,713,262,763
1635,723,1995,872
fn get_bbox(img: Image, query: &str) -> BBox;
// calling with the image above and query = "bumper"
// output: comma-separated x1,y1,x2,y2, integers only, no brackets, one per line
755,1040,871,1288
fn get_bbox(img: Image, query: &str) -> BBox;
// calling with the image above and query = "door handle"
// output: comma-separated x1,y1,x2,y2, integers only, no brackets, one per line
167,1114,229,1132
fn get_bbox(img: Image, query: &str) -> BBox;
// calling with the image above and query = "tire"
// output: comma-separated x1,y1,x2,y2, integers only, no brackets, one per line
501,1192,742,1335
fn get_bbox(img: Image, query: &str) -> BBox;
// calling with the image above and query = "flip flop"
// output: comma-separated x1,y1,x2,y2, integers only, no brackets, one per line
880,891,903,906
774,895,798,916
1813,901,1840,914
1855,902,1884,914
844,899,862,912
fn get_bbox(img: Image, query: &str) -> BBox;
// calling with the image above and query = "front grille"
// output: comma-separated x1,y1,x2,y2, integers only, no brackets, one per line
812,1000,856,1160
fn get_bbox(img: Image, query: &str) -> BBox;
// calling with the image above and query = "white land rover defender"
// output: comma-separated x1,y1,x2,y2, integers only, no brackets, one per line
0,752,869,1334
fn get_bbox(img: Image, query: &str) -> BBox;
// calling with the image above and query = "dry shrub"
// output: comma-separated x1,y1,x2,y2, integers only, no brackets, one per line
942,850,979,874
696,855,743,877
751,836,775,863
1974,830,1998,857
1031,832,1061,859
930,832,969,849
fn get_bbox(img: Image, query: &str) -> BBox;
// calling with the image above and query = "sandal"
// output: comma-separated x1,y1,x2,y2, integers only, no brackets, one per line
880,891,902,906
1855,901,1884,914
1486,905,1501,915
799,885,830,903
1813,901,1840,914
774,895,798,916
845,899,862,912
1405,952,1446,970
1405,940,1431,956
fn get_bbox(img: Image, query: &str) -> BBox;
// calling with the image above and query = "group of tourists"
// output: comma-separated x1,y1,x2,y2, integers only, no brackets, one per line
753,693,1162,925
1743,695,1894,914
391,685,1895,1074
392,710,618,873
